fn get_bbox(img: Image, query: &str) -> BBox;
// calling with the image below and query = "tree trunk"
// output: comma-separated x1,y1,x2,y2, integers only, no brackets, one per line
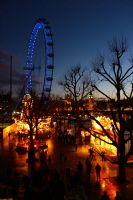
117,87,126,182
118,155,126,182
35,124,39,140
118,133,126,182
28,127,35,163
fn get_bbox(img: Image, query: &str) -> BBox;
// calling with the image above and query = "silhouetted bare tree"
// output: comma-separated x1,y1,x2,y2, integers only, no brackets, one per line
59,64,93,139
22,92,48,162
59,64,92,110
84,38,133,182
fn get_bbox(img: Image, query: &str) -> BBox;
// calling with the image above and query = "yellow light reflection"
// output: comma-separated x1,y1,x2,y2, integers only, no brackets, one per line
101,180,106,188
91,116,117,156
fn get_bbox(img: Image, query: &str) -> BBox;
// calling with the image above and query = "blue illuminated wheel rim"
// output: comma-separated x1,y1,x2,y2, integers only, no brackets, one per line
25,18,54,102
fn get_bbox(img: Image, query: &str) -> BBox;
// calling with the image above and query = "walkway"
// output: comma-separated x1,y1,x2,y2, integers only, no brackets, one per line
0,135,133,199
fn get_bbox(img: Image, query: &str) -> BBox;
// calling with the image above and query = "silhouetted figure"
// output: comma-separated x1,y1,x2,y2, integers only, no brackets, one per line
115,191,122,200
95,163,101,182
101,191,110,200
85,157,92,182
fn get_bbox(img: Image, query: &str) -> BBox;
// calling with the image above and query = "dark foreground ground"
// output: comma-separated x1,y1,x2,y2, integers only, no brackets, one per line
0,134,133,199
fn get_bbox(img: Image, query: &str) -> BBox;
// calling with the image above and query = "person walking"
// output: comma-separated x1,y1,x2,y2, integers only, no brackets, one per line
85,157,92,183
95,163,101,182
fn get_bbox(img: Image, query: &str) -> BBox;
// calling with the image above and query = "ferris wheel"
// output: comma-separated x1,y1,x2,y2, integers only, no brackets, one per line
24,18,54,102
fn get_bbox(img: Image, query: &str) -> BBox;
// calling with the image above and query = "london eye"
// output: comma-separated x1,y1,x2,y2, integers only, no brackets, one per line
24,18,54,102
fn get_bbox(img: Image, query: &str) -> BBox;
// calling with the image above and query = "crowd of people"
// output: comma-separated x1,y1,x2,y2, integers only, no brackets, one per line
57,130,76,145
3,133,123,200
4,156,122,200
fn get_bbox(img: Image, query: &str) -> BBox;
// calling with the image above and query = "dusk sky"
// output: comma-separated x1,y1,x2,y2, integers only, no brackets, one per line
0,0,133,97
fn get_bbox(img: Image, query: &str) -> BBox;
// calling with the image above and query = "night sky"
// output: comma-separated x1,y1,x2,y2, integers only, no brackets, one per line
0,0,133,97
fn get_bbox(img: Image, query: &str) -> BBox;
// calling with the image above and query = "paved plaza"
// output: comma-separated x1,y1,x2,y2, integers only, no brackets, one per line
0,135,133,199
